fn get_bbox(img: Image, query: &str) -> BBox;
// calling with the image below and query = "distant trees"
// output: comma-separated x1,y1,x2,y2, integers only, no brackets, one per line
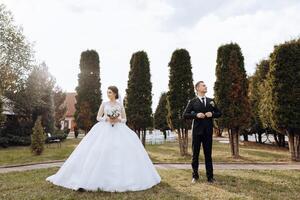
23,63,55,133
6,63,56,130
0,4,33,93
53,86,67,130
2,63,63,147
0,4,64,148
248,60,270,143
154,92,170,139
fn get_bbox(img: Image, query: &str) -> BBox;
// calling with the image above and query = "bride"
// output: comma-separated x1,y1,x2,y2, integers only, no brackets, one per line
46,86,161,192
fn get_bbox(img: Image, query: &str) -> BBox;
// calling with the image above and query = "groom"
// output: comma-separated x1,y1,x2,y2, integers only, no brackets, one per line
183,81,221,183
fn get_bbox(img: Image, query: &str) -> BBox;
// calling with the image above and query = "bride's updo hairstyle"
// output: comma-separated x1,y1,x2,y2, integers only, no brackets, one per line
108,86,119,99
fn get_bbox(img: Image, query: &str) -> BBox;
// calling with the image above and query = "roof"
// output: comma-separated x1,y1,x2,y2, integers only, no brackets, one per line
1,96,15,115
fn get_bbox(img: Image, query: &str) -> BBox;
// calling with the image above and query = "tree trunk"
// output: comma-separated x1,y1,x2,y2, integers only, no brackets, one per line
135,129,141,138
163,130,167,140
279,134,286,147
229,128,240,158
177,128,183,156
274,133,279,146
214,128,222,137
287,131,300,162
234,129,240,158
257,132,262,143
243,133,248,141
177,128,189,156
274,133,285,147
182,128,189,155
295,134,300,161
141,129,146,147
228,129,234,156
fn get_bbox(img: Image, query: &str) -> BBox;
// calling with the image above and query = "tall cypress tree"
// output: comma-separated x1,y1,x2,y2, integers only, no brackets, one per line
252,60,286,147
265,39,300,161
154,92,170,139
214,43,250,158
125,51,153,146
75,50,102,134
168,49,195,156
249,60,270,143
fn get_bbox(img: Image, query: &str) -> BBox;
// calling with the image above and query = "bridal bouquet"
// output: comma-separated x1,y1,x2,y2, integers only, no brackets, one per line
107,108,121,127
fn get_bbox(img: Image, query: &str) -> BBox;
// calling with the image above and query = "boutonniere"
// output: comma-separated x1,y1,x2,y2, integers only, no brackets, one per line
209,101,215,107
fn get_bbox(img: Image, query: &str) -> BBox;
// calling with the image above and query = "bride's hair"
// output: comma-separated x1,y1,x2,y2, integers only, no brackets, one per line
108,86,119,99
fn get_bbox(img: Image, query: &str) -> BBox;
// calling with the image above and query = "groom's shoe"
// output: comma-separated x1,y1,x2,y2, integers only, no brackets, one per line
191,174,199,184
207,178,216,184
191,178,198,184
192,170,199,184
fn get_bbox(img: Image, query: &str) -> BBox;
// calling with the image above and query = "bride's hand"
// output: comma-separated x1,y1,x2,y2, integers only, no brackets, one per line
108,118,114,124
113,118,121,123
108,118,119,124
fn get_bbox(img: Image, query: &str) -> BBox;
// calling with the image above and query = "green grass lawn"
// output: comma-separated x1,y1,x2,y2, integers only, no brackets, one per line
0,168,299,200
147,140,290,163
0,137,291,166
0,139,81,166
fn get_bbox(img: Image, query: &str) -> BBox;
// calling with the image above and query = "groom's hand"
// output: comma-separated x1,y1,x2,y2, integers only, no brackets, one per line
205,112,213,118
196,113,206,119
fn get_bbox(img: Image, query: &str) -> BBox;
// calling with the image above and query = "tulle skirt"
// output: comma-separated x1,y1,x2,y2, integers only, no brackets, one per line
46,121,161,192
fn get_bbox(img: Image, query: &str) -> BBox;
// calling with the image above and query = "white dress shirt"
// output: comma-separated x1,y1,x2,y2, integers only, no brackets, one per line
197,95,206,107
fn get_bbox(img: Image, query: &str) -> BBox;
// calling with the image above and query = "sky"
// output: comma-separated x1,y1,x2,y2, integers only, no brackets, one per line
1,0,300,109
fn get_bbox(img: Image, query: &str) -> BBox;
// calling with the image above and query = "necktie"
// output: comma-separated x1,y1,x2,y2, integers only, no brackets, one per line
201,97,205,106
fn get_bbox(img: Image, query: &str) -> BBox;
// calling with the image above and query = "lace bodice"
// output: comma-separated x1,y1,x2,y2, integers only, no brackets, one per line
96,101,127,123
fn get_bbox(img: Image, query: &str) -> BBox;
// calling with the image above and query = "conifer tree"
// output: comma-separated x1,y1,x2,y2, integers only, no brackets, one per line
31,116,45,155
264,39,300,161
214,43,250,158
154,92,170,139
75,50,102,133
167,49,195,156
125,51,153,146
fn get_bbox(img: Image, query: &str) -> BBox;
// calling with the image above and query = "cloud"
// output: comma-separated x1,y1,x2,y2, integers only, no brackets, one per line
161,0,300,29
2,0,300,109
184,2,300,95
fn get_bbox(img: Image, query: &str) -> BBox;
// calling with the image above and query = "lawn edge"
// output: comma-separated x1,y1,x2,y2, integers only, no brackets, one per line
1,160,298,169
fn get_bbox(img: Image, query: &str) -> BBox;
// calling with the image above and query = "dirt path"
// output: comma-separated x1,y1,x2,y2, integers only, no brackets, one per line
1,161,299,173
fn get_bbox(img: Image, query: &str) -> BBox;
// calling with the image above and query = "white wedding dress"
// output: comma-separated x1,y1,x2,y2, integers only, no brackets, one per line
46,101,161,192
